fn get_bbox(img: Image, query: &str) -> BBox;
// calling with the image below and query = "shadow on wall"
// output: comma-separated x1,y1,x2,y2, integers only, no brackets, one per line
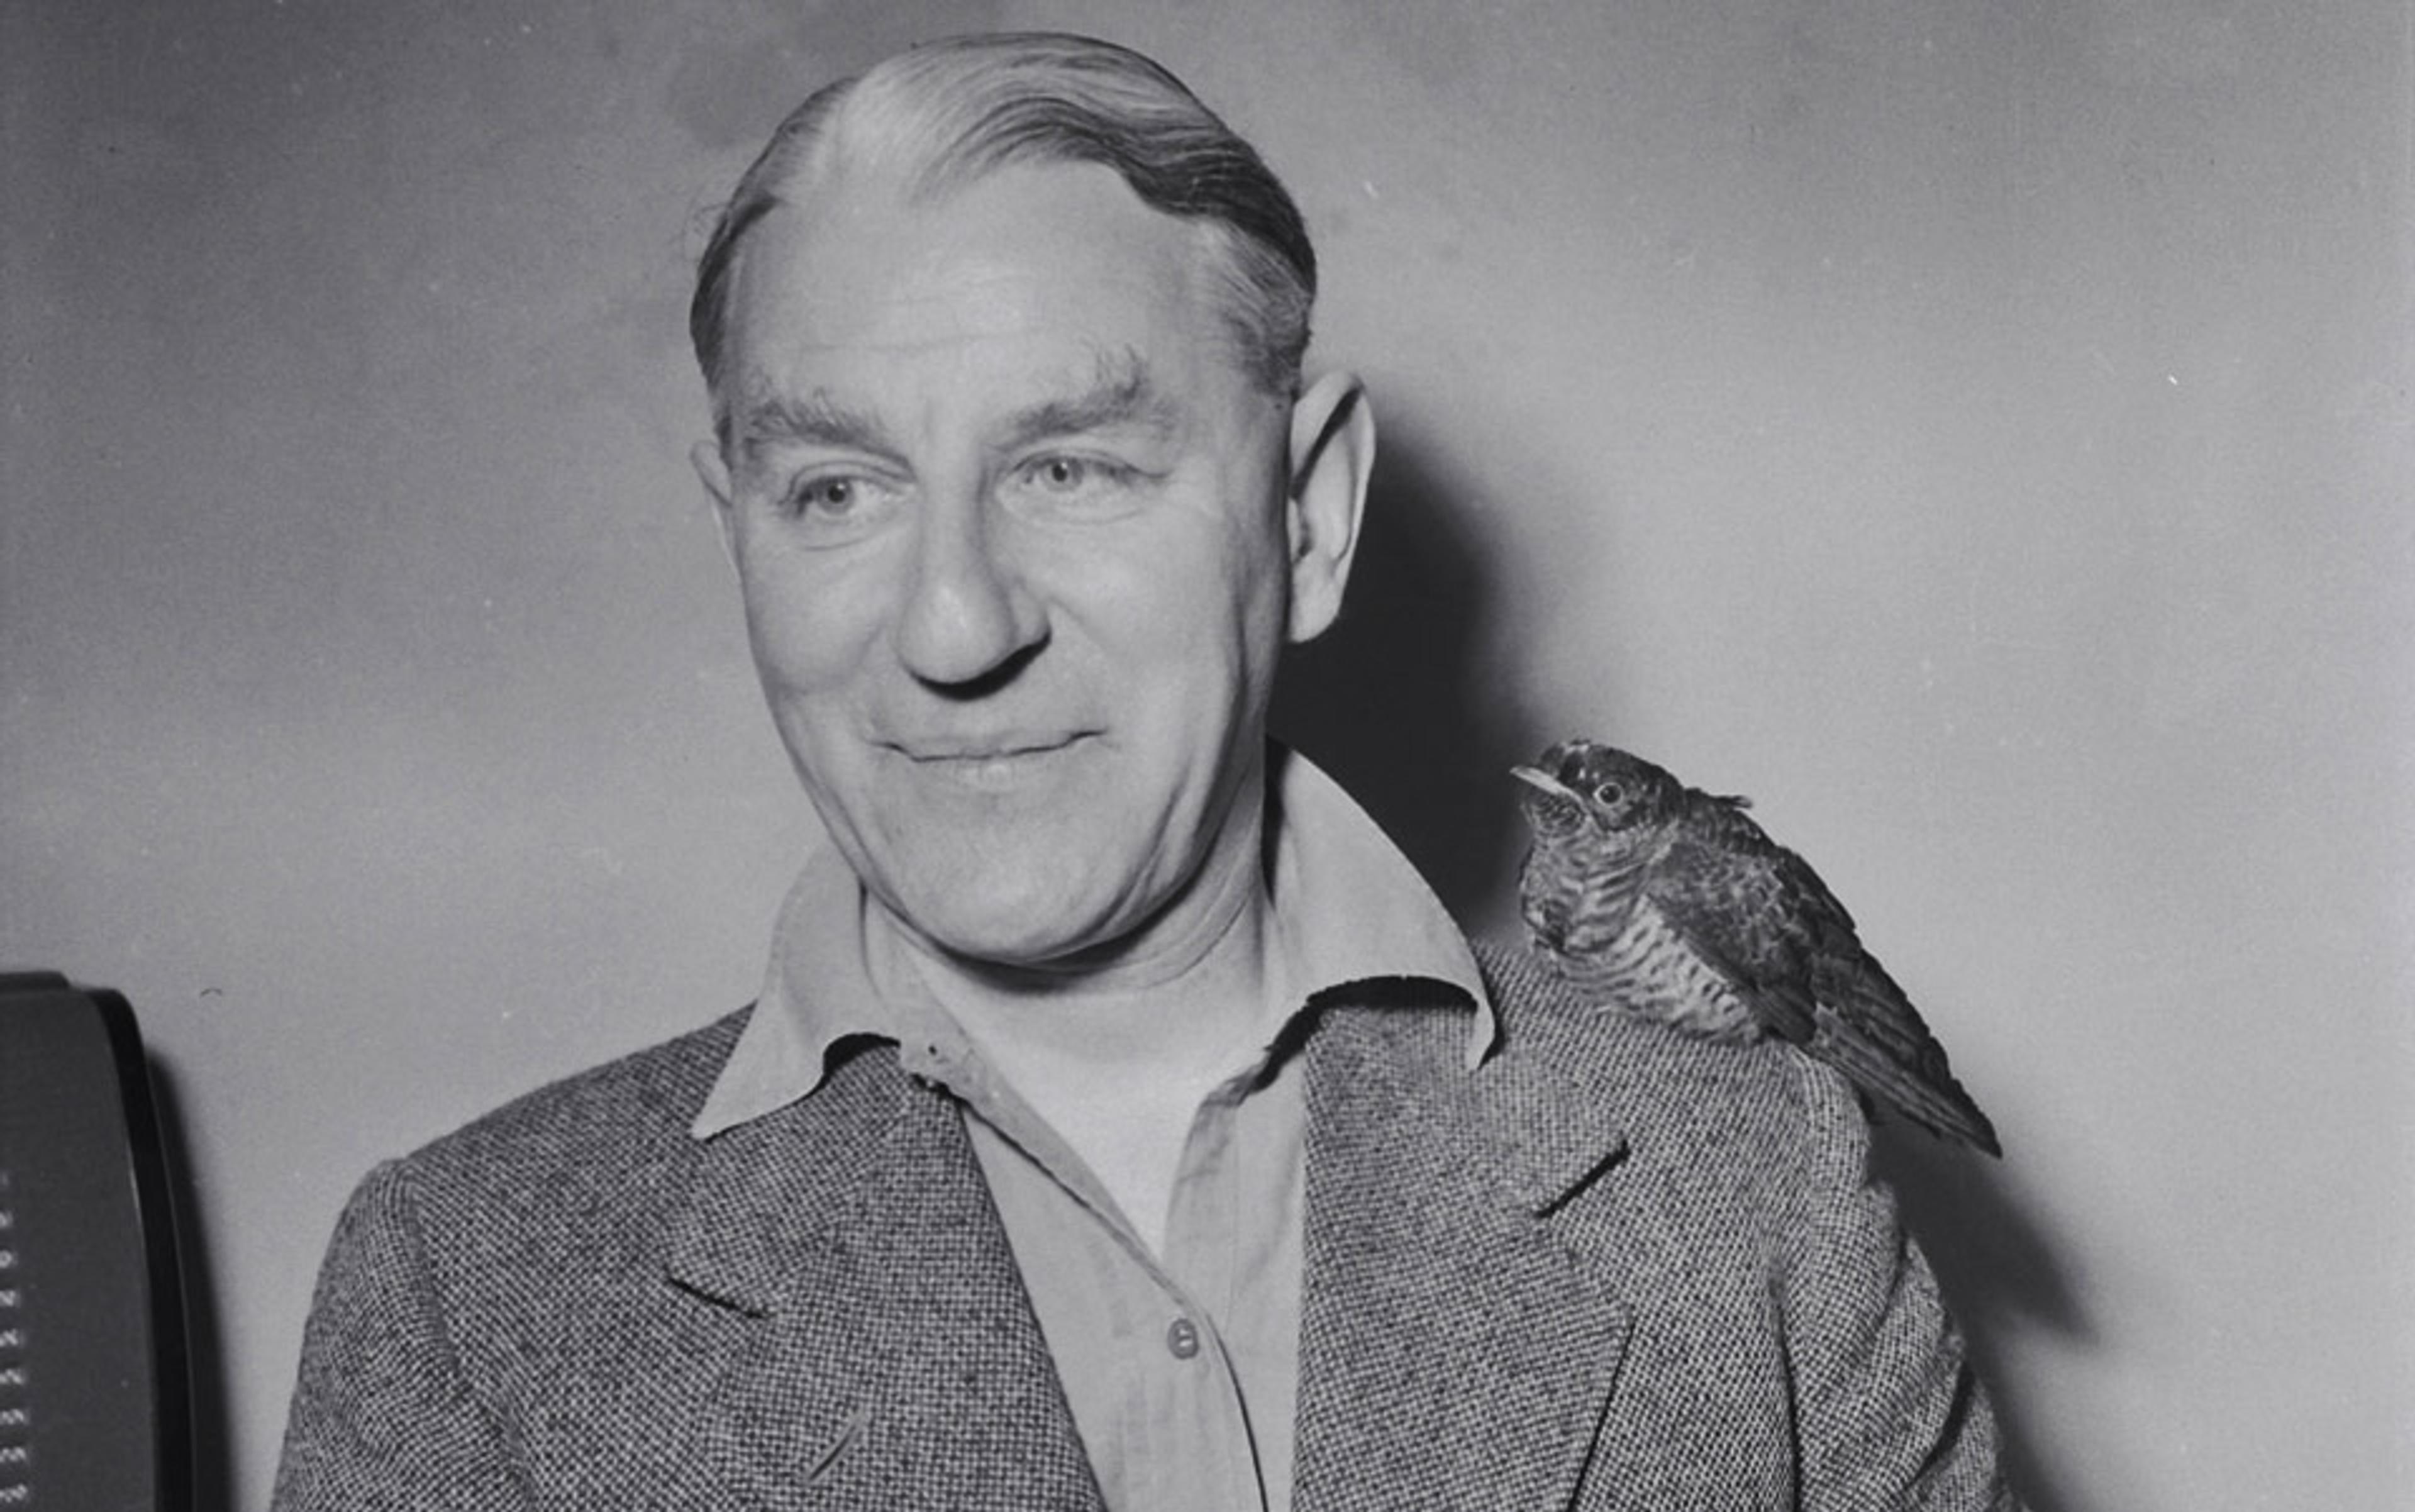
1272,428,1551,942
1280,426,2097,1511
1875,1125,2098,1512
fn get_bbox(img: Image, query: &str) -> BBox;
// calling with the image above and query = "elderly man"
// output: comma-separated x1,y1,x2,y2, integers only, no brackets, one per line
274,32,2016,1511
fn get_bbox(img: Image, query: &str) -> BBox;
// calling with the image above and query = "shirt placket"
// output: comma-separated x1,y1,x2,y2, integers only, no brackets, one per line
914,1035,1277,1512
1160,1065,1304,1512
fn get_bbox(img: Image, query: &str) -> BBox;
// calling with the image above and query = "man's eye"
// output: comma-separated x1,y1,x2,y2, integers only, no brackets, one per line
1026,456,1104,492
775,472,901,544
1011,453,1139,509
789,476,862,517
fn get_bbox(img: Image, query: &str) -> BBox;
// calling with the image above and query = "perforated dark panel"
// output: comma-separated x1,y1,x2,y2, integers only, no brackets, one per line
0,975,191,1511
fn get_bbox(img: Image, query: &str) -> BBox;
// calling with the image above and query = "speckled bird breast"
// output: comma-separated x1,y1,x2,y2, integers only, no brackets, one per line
1539,890,1765,1045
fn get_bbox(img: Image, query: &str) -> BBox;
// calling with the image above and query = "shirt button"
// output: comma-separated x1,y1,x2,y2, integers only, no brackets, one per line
1165,1316,1201,1360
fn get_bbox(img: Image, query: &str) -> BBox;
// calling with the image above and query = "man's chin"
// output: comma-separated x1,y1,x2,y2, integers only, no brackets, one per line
878,873,1128,977
918,925,1131,986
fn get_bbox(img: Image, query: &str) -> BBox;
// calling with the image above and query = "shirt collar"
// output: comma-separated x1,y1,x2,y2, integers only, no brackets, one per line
691,743,1496,1140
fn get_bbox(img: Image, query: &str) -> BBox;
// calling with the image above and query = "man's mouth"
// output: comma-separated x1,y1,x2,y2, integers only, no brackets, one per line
891,732,1096,791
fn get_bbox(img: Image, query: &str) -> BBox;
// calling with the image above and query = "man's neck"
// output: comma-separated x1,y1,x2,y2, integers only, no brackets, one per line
866,833,1286,1252
876,793,1283,1054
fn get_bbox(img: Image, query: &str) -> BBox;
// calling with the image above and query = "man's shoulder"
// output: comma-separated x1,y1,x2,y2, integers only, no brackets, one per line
296,1005,759,1372
391,1003,752,1205
1471,937,1828,1170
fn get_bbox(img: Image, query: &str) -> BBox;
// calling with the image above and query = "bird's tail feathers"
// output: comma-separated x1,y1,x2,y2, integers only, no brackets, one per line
1818,1028,2003,1158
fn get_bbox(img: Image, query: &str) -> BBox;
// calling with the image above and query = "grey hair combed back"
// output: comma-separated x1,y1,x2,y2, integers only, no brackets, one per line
689,33,1318,443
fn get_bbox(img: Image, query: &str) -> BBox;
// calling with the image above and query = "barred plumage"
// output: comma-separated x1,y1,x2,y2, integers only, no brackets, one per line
1513,741,2001,1157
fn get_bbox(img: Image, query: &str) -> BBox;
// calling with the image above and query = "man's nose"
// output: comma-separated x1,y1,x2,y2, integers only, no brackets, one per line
891,492,1047,688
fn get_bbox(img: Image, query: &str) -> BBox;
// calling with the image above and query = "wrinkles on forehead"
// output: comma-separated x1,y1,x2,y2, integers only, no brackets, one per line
708,177,1281,450
728,345,1187,468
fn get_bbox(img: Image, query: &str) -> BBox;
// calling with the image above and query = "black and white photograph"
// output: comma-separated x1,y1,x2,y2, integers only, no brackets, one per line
3,4,2407,1509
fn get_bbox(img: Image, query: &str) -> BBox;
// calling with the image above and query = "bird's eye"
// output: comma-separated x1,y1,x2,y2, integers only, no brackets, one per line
1592,782,1624,806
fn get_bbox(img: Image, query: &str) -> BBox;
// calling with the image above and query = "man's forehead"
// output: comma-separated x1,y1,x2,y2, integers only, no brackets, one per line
758,164,1192,296
723,164,1238,359
727,343,1186,459
714,167,1272,455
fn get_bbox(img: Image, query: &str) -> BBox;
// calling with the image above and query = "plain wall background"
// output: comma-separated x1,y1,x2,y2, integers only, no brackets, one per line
4,2,2407,1507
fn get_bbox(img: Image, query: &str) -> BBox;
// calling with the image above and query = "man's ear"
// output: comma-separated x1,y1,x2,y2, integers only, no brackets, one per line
691,438,740,572
1284,370,1375,645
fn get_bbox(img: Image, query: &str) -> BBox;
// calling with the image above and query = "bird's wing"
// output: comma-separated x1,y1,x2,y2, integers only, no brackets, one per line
1645,803,1823,1045
1806,942,2002,1156
1752,822,2002,1155
1655,795,2001,1156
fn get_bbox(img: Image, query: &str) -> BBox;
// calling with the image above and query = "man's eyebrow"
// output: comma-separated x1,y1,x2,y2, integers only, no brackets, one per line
729,350,1179,462
998,350,1181,448
733,389,897,459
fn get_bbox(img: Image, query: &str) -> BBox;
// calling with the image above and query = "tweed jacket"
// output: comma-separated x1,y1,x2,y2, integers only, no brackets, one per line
272,942,2014,1511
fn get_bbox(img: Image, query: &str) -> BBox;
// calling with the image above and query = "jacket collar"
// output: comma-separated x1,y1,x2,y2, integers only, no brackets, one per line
662,1047,1105,1508
1292,978,1635,1512
659,967,1634,1512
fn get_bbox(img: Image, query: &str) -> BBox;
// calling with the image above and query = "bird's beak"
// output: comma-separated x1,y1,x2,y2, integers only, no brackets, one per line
1511,765,1587,838
1510,765,1574,799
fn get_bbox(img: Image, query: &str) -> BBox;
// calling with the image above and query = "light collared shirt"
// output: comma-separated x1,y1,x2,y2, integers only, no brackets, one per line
692,747,1494,1512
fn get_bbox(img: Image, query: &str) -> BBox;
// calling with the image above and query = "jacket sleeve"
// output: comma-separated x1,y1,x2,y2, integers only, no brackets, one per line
270,1160,530,1512
1780,1060,2023,1511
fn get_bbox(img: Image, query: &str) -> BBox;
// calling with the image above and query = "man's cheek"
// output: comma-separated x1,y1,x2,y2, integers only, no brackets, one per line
746,582,870,691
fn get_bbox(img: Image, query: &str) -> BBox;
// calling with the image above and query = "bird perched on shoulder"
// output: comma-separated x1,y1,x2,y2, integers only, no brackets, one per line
1512,740,2000,1157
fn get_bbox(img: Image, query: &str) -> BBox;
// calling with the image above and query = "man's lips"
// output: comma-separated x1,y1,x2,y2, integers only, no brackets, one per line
886,731,1094,763
881,732,1097,794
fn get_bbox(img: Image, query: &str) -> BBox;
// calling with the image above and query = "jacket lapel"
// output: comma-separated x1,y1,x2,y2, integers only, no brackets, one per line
1294,992,1635,1512
658,1045,1104,1512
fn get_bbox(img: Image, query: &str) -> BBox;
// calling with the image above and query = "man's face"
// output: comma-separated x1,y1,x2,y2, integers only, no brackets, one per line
700,162,1301,970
